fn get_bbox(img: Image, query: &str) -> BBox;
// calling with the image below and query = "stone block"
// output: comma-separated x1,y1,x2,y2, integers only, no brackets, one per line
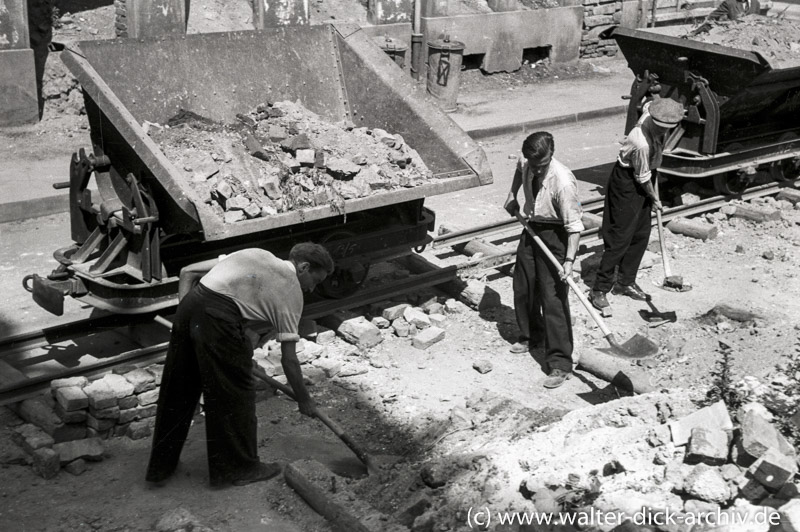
423,302,444,315
135,404,157,419
687,427,730,466
32,448,60,479
403,307,431,329
683,464,730,504
412,327,446,350
736,473,770,501
297,340,324,364
127,420,152,440
89,405,120,420
323,314,383,349
256,357,284,377
224,210,246,223
428,313,447,327
114,423,131,437
64,458,88,476
780,499,800,532
51,376,89,390
669,401,733,447
382,303,410,321
295,149,316,166
119,408,138,425
371,316,391,329
748,447,798,491
316,328,336,345
12,423,54,454
118,395,139,410
86,414,115,432
53,438,104,465
473,360,493,374
741,409,795,461
138,389,160,407
83,379,118,410
122,369,156,394
258,173,282,200
146,364,164,385
392,318,411,337
0,49,38,127
444,299,460,313
315,359,342,378
53,386,89,412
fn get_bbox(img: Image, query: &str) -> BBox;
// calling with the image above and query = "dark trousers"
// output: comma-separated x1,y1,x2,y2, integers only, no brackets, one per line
513,223,573,373
146,284,259,486
594,162,653,293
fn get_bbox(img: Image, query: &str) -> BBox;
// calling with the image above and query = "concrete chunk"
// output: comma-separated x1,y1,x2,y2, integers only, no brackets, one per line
687,427,730,466
53,438,104,465
32,448,60,479
412,327,445,350
669,401,733,447
748,447,798,491
122,369,156,394
12,423,54,454
53,386,89,412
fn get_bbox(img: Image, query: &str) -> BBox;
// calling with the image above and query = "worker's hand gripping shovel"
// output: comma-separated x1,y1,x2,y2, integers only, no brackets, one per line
513,211,658,360
654,180,691,292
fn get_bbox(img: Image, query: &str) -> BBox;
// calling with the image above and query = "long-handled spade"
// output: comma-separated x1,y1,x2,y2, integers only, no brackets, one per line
654,180,691,292
514,212,659,360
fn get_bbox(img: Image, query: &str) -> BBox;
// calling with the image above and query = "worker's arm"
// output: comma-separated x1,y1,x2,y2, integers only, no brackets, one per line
177,258,219,301
561,231,581,281
504,163,524,216
280,341,316,417
641,180,663,212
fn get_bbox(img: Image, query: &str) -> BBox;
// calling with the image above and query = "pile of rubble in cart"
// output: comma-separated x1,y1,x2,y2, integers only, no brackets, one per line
149,100,434,223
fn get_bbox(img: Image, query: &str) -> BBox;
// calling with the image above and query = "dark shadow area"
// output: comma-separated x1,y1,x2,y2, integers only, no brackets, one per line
573,161,614,193
27,0,54,117
461,53,486,72
522,45,551,65
56,0,113,13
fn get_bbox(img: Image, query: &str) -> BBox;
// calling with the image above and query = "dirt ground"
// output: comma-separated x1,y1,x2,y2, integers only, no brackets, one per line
1,1,799,531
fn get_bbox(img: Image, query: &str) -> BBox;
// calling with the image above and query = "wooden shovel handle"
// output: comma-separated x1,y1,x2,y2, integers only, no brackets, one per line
654,180,672,278
514,212,615,339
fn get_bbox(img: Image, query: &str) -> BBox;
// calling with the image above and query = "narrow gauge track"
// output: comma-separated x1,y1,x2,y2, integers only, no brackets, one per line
1,180,796,405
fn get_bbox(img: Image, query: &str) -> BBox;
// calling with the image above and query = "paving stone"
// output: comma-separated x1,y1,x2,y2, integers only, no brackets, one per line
736,473,770,501
741,409,795,461
411,327,445,350
127,420,152,440
392,318,410,337
135,404,157,419
382,303,410,321
32,447,60,479
86,414,115,432
147,364,164,385
748,447,798,491
64,458,88,476
119,408,138,425
83,378,118,410
687,427,730,466
122,369,156,394
50,376,88,390
138,389,160,407
334,316,383,349
403,307,430,329
89,405,120,420
102,373,135,400
12,423,54,454
53,437,104,465
118,395,139,410
54,402,87,424
421,301,444,315
683,464,731,504
428,313,446,327
668,401,733,447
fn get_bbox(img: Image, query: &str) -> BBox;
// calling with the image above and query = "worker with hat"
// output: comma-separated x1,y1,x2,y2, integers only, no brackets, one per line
590,97,684,311
688,0,760,35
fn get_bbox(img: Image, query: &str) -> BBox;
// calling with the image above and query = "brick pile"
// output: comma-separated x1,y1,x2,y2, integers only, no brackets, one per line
580,0,621,58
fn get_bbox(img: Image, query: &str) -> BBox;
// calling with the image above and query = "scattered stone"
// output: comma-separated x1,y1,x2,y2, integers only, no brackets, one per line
12,423,54,454
50,376,88,389
741,409,795,461
122,368,157,394
403,307,431,329
444,299,460,313
316,328,336,345
315,359,342,378
32,447,60,479
428,313,446,327
683,464,731,504
748,447,798,491
64,458,88,476
83,379,118,410
721,463,742,481
776,188,800,205
762,250,774,260
127,420,152,440
780,499,800,532
392,318,411,337
331,315,383,349
52,438,104,465
472,360,493,374
382,303,410,321
155,507,203,532
687,427,730,466
371,316,390,329
411,327,445,350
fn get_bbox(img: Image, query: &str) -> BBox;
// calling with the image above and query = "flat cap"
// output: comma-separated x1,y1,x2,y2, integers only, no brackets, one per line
649,98,684,128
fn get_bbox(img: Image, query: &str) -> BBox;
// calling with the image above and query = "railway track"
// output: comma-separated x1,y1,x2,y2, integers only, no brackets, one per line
1,179,796,405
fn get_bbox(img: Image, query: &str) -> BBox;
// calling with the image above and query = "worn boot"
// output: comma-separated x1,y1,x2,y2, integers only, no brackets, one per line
590,290,610,311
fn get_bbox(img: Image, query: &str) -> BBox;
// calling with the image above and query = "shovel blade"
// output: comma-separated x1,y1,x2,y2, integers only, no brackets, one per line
620,333,659,358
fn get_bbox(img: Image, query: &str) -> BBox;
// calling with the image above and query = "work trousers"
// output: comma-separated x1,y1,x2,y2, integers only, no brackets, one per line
594,162,653,293
512,223,573,373
146,284,259,486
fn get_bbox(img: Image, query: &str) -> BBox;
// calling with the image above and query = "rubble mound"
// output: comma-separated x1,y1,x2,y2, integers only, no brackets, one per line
448,0,560,15
690,15,800,68
149,101,433,224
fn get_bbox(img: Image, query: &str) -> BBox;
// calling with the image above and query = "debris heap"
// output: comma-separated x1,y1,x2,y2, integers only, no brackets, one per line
689,15,800,68
149,101,433,224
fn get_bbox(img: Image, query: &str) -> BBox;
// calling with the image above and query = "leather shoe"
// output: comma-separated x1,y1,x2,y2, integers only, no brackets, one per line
590,290,609,310
612,282,650,301
231,462,282,486
509,336,544,353
543,369,570,389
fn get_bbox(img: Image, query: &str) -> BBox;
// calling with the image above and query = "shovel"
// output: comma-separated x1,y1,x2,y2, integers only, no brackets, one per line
654,181,690,291
639,300,677,327
514,212,659,360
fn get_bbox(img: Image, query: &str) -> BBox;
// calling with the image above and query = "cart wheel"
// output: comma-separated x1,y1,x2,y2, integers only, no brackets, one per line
713,170,752,195
316,231,371,299
769,133,800,182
